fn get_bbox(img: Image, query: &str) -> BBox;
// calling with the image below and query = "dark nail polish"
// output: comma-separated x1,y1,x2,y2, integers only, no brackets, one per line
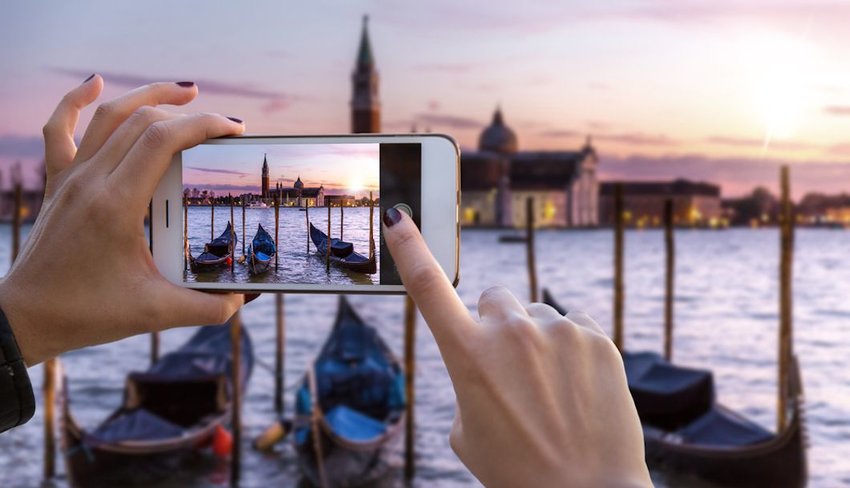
83,73,95,83
244,293,260,304
383,207,402,228
227,116,243,124
176,81,195,88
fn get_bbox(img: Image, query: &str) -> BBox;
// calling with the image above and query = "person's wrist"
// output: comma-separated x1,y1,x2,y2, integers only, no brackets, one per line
0,278,44,366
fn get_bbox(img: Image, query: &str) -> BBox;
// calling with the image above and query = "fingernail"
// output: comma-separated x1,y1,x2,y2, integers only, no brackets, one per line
83,74,95,84
383,207,402,228
176,81,195,88
227,116,244,124
244,293,260,304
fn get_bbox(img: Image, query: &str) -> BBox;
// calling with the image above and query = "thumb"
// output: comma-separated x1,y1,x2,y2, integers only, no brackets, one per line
381,207,474,348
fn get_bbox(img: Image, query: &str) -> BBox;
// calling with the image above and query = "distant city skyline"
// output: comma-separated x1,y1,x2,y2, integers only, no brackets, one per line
3,2,850,198
182,143,379,197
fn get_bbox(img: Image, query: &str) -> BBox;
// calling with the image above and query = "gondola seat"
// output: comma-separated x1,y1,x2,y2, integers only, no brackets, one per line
677,406,774,447
629,361,715,430
325,405,388,442
92,408,183,443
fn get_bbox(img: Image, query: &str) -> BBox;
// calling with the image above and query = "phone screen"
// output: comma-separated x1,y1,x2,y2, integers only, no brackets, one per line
181,141,421,287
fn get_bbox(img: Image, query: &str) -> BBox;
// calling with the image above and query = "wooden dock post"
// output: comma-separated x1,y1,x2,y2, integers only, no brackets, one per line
525,197,538,302
211,201,215,240
242,198,246,257
12,179,21,260
369,192,374,259
403,295,417,480
340,202,344,241
184,197,189,271
230,196,235,273
305,202,310,253
777,166,795,432
43,358,56,481
230,312,243,486
275,195,280,271
275,294,285,415
326,204,331,273
150,333,160,366
613,184,625,352
663,199,675,362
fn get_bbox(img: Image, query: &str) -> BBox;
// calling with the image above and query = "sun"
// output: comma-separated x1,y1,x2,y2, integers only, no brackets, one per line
740,30,822,154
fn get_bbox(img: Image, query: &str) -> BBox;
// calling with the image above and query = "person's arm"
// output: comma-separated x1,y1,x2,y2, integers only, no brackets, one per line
381,208,652,488
0,76,248,432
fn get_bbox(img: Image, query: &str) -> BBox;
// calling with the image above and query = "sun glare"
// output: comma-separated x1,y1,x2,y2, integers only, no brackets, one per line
742,30,821,152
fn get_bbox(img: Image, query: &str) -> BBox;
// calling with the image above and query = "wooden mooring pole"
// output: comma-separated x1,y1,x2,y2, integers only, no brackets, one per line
211,202,215,240
663,199,675,362
275,294,285,416
305,202,310,253
230,313,243,486
242,198,246,257
340,202,344,241
12,179,21,260
230,196,235,274
777,166,794,432
403,295,417,480
184,197,189,271
369,192,374,259
525,197,538,302
275,195,280,271
613,183,625,351
326,205,331,273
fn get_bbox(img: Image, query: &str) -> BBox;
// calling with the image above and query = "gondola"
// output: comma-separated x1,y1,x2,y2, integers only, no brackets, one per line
542,288,807,487
644,355,807,488
309,223,377,274
498,233,527,243
543,289,714,429
247,223,276,275
293,297,406,488
61,321,253,486
190,222,236,272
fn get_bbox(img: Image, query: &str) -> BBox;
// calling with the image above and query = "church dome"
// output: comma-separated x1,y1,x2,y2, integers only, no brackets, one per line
478,107,518,154
294,176,304,189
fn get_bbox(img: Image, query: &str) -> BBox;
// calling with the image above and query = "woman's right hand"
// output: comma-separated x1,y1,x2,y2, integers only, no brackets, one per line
382,208,651,488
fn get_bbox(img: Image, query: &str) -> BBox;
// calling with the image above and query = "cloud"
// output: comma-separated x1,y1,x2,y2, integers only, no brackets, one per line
828,143,850,156
706,136,817,152
185,166,250,177
261,98,290,116
825,105,850,116
539,129,581,138
414,113,482,130
0,135,43,159
49,67,291,101
596,132,678,146
588,82,611,91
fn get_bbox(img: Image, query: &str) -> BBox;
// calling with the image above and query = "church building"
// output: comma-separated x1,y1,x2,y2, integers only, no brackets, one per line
461,109,599,228
350,16,598,227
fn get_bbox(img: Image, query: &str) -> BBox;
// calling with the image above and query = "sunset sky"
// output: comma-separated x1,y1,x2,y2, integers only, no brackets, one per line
3,1,850,197
183,143,379,197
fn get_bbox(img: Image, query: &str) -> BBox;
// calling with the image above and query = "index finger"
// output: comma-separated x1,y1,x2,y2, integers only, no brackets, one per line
382,208,476,347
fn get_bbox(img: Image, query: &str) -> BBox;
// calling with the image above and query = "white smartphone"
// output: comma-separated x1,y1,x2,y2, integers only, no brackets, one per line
151,134,460,294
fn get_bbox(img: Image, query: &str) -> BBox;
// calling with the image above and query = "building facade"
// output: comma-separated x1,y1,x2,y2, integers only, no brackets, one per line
460,109,599,228
598,180,722,227
270,177,325,207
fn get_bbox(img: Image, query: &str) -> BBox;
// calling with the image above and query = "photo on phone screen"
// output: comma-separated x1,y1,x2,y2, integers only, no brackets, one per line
181,142,420,287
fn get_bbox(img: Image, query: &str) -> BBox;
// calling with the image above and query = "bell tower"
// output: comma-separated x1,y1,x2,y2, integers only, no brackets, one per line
351,15,380,133
261,153,270,198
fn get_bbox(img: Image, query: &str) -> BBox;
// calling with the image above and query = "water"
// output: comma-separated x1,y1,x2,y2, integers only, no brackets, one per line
1,227,849,487
185,206,380,286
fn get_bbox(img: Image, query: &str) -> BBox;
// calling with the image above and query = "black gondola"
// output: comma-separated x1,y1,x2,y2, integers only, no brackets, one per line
309,223,376,274
61,321,253,486
190,222,236,272
293,297,405,487
247,223,276,275
542,288,807,487
543,288,714,430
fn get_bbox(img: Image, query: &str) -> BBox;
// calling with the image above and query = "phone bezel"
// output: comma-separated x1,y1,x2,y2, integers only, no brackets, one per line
151,134,460,294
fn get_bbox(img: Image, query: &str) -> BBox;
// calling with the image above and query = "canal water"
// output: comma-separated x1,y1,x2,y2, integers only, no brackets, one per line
0,227,848,487
185,206,380,286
